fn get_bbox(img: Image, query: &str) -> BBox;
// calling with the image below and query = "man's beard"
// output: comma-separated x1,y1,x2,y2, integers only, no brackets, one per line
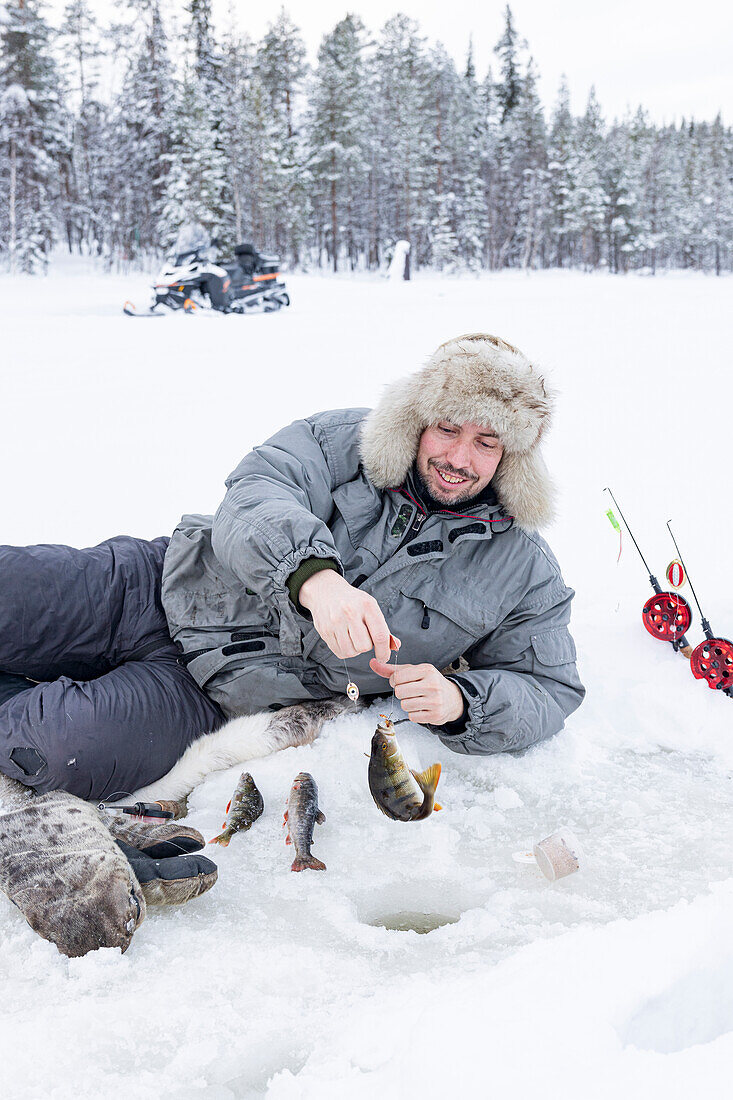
416,462,482,507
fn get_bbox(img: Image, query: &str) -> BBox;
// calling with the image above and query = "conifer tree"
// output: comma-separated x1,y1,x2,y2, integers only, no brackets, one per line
547,78,575,266
0,0,67,271
373,14,432,268
107,0,173,261
59,0,107,252
308,15,369,271
567,87,606,269
256,9,309,261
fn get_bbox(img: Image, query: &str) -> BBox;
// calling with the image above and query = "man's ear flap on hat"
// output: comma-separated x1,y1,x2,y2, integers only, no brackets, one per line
493,451,556,531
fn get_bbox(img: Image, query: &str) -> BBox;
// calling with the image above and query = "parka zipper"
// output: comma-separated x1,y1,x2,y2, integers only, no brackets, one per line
395,507,427,553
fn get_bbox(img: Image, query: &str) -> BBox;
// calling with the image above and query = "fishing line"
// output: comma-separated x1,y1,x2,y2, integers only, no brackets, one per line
341,656,359,705
388,641,399,722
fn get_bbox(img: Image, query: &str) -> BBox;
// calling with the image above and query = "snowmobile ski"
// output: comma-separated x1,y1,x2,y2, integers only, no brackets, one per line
123,301,164,318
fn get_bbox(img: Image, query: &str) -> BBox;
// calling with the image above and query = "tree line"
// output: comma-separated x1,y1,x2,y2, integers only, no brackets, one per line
1,0,731,275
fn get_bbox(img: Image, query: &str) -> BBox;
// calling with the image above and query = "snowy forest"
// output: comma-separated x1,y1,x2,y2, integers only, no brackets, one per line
1,0,731,276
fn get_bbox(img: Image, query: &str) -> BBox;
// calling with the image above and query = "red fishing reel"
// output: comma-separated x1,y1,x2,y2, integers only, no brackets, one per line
690,637,733,691
642,592,692,642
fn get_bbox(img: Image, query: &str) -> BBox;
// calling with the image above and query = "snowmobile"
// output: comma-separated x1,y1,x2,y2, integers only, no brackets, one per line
123,229,290,317
223,242,291,313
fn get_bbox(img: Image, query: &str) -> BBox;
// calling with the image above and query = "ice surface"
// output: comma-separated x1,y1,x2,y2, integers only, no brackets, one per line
1,257,732,1098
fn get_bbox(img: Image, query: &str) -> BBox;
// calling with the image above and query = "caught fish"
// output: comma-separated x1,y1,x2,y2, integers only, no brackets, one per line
209,772,264,846
284,772,326,871
368,715,442,821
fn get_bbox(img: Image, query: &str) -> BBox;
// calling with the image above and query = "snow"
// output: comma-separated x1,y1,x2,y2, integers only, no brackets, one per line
1,256,732,1099
0,83,29,113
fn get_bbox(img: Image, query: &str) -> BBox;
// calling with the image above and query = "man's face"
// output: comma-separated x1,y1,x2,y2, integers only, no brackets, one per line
416,420,504,505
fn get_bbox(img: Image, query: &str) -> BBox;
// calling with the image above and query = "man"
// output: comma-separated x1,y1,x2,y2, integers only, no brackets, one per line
0,333,584,954
163,331,584,752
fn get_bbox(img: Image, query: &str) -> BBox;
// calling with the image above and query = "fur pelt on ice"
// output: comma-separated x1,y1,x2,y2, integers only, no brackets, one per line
132,699,349,803
359,332,556,530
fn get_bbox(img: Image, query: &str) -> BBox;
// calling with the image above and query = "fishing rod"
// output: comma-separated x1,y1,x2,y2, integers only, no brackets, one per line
604,488,692,655
98,801,174,819
667,521,733,698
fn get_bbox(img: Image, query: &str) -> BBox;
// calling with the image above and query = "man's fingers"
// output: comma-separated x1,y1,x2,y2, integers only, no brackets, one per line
364,609,392,664
347,622,373,656
369,659,434,680
333,626,357,659
394,683,430,701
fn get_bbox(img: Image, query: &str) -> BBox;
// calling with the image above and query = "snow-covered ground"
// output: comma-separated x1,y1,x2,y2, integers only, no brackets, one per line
1,257,732,1099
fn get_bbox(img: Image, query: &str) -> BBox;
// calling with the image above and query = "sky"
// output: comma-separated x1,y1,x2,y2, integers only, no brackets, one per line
43,0,731,124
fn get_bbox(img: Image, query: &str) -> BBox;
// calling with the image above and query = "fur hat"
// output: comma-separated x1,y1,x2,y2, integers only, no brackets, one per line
359,333,555,530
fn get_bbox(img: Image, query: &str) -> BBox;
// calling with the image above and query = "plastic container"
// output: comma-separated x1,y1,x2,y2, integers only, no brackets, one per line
532,828,582,881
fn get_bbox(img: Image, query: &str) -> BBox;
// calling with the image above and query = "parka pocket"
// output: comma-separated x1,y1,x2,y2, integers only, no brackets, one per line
395,578,497,668
530,628,577,666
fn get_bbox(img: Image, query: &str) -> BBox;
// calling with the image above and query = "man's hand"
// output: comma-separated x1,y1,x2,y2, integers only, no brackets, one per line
369,658,465,725
299,570,399,663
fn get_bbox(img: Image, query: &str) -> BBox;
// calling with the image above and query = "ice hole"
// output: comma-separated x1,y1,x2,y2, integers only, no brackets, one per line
355,878,483,934
368,911,460,934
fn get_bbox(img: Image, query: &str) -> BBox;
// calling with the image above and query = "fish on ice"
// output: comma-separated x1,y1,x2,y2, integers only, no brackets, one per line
209,772,264,846
284,772,326,871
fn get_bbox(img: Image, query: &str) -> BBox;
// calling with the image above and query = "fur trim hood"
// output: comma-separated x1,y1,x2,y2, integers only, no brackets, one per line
359,333,556,530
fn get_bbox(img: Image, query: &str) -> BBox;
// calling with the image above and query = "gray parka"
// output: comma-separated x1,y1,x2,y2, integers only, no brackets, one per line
161,407,585,755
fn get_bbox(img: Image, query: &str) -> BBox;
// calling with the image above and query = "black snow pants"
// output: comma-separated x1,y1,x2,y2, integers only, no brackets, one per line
0,537,225,801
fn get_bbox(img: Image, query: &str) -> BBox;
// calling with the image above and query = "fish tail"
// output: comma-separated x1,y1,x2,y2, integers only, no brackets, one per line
409,763,442,819
291,855,326,872
411,762,441,798
209,831,231,846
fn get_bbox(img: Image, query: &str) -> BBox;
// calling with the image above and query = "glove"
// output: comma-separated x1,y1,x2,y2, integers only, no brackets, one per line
105,817,218,907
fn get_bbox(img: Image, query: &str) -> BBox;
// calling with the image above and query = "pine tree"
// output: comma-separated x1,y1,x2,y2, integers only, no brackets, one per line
256,9,309,261
494,6,523,122
452,41,488,270
59,0,107,253
0,0,68,271
547,78,575,266
187,0,221,91
158,0,227,252
567,87,606,269
308,15,370,271
106,0,173,262
373,15,432,269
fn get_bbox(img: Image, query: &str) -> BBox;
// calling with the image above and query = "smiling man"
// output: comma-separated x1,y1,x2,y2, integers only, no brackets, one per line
163,331,585,749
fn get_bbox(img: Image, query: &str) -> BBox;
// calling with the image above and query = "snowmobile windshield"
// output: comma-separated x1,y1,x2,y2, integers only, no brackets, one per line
173,224,212,263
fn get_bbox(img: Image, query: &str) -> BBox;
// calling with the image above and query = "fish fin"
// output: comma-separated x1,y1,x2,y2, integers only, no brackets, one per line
225,799,231,814
410,762,441,797
434,802,443,812
316,810,326,824
209,832,231,846
283,809,288,822
291,856,326,872
285,833,291,845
